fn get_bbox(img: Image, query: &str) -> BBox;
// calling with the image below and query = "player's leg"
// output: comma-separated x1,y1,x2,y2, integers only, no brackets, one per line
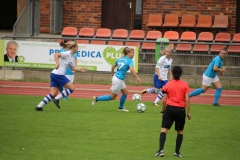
63,74,74,100
118,83,129,112
212,76,222,106
153,80,168,106
189,74,210,97
140,74,160,95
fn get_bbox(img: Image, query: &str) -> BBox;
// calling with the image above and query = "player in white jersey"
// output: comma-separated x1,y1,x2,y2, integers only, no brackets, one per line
35,41,87,111
140,46,173,106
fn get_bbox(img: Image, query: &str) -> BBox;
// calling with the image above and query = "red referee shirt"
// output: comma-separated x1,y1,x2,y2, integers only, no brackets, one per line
163,79,190,107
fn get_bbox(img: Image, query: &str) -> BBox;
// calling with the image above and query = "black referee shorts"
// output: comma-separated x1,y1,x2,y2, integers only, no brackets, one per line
161,105,186,131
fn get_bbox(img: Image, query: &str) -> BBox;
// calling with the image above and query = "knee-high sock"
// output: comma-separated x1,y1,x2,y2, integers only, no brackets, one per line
55,88,73,100
214,88,222,104
119,94,127,109
159,132,166,151
154,92,164,104
37,94,54,107
189,88,205,98
146,88,156,94
175,134,183,154
96,95,112,101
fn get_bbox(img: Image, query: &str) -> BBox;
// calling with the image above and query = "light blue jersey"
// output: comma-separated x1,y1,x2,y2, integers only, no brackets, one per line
59,48,77,75
114,56,134,80
204,56,223,78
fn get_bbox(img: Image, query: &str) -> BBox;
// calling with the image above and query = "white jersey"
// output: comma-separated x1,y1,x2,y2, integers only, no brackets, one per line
155,55,173,80
52,51,75,75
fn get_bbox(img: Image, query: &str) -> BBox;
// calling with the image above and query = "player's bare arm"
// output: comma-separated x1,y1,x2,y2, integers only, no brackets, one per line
155,67,162,80
130,66,140,84
185,93,191,120
111,64,116,77
54,53,61,69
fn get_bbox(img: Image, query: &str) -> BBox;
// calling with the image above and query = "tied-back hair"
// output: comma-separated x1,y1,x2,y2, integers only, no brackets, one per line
161,46,172,55
172,66,182,80
59,39,72,48
68,41,77,49
220,46,228,52
122,47,134,56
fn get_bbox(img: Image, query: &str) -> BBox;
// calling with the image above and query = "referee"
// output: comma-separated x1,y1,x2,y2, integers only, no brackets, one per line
155,66,191,158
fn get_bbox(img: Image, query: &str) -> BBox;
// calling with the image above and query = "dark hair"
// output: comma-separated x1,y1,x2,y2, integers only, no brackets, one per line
122,47,134,56
172,66,182,80
220,46,228,52
59,39,71,48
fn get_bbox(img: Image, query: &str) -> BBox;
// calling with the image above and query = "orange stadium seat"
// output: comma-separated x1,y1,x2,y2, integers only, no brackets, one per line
112,29,128,39
95,28,111,38
193,32,213,52
125,41,141,48
231,33,240,43
196,15,212,28
162,14,179,28
145,30,162,40
210,32,231,53
212,15,228,29
91,40,106,45
176,31,196,52
61,27,78,37
163,31,179,41
179,14,196,28
141,42,155,50
108,41,124,46
78,27,94,37
76,39,89,44
228,33,240,53
146,14,162,28
129,30,145,39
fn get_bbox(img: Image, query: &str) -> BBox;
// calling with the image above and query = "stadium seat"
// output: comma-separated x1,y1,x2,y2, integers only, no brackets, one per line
196,15,212,28
129,30,145,39
125,41,141,48
112,29,128,39
179,14,196,28
214,32,231,42
61,27,78,37
108,41,124,46
193,32,213,53
95,28,111,38
145,30,162,40
56,39,63,43
232,33,240,43
228,33,240,53
210,45,226,52
78,27,94,37
146,14,162,28
91,40,106,45
163,31,179,41
162,14,179,28
212,15,228,29
176,31,196,52
76,39,89,44
141,42,155,50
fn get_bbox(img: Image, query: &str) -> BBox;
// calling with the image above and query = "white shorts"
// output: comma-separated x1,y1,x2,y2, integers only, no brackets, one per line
65,74,75,83
202,74,219,86
111,75,126,94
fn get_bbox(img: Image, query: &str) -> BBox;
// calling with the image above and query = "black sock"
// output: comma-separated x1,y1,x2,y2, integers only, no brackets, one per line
175,134,183,154
159,132,166,151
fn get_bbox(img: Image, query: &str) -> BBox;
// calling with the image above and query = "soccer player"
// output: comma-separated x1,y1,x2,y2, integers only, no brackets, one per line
58,39,78,101
140,46,173,106
189,47,228,106
35,41,87,111
155,66,191,158
91,47,141,112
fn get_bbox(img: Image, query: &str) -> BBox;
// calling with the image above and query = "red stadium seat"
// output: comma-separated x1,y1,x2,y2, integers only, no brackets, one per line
193,44,209,52
163,31,179,41
176,31,196,52
196,15,212,28
78,27,94,37
147,14,162,28
91,40,106,45
228,33,240,53
95,28,111,38
214,32,231,42
179,14,196,28
108,41,124,46
125,41,141,48
212,15,228,29
112,29,128,39
141,42,155,50
232,33,240,43
129,30,145,39
197,32,214,42
162,14,179,27
76,39,89,44
145,30,162,40
210,45,226,52
61,27,78,37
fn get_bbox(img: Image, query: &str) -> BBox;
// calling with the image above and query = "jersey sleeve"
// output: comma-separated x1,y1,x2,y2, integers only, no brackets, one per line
214,56,221,68
129,60,134,66
61,51,71,59
156,56,164,68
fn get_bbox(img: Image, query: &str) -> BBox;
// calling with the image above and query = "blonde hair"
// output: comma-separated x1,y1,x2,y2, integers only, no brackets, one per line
59,39,71,48
161,46,172,55
68,41,77,49
122,47,134,56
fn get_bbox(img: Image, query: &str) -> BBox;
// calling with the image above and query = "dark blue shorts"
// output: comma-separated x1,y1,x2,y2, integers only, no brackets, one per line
50,73,70,88
153,74,168,89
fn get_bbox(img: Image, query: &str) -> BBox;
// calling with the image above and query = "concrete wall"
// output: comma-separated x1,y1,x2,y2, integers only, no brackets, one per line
1,70,239,87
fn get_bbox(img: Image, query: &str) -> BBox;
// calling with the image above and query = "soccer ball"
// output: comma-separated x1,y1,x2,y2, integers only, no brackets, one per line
136,103,146,113
132,94,141,101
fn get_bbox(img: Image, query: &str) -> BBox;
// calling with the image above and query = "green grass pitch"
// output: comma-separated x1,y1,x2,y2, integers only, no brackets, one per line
0,95,240,160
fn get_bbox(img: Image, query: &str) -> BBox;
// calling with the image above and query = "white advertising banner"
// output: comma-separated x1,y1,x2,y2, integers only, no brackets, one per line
0,40,139,72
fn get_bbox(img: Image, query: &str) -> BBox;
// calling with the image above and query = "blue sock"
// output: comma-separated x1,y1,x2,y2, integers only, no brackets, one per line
96,95,112,101
189,88,205,98
214,88,222,104
119,94,127,109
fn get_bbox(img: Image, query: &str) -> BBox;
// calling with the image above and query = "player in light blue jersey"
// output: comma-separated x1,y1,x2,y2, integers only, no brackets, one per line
35,41,87,111
189,47,228,106
92,47,141,112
